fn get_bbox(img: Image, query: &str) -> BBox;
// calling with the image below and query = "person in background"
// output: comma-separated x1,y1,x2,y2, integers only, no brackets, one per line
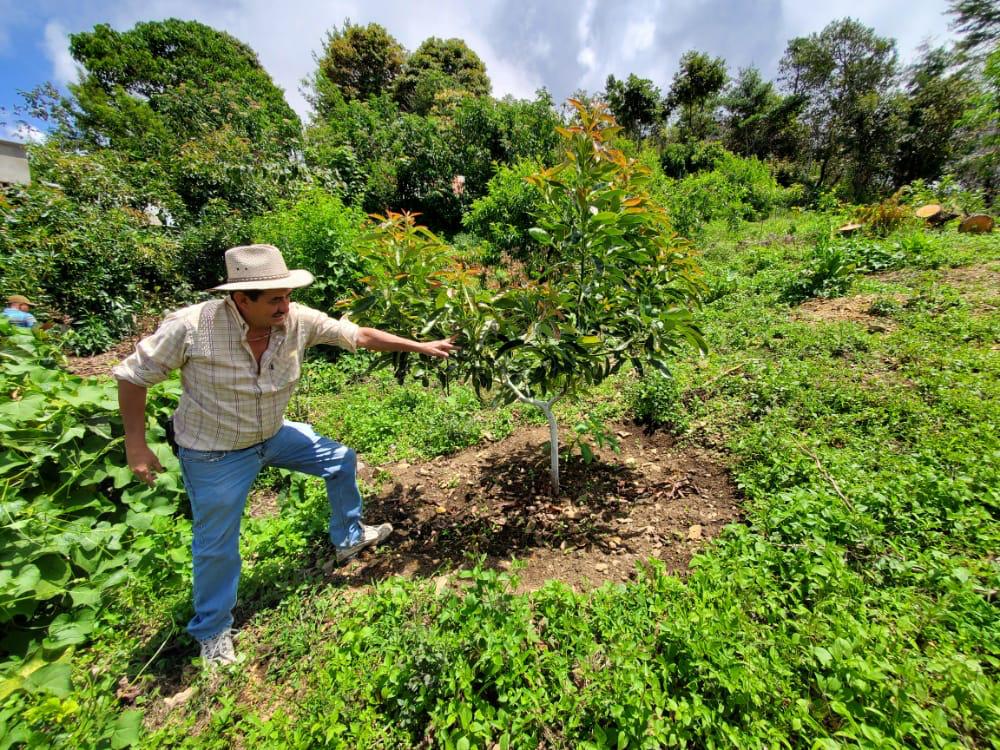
112,244,457,668
3,295,37,328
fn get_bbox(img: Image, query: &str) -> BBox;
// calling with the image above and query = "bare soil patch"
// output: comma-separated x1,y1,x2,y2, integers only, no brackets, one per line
792,294,903,332
318,422,742,593
64,316,160,377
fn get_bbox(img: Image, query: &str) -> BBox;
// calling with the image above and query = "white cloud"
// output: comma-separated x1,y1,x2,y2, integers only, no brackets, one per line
6,123,47,143
623,18,656,60
43,21,78,86
576,0,599,87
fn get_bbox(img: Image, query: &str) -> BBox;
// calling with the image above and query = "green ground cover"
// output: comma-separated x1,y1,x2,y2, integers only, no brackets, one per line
2,211,997,748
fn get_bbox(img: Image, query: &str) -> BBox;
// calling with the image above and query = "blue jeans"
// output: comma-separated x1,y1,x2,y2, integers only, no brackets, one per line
178,420,364,642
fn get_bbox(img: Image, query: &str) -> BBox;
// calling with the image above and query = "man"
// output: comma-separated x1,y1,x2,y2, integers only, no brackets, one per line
113,244,456,667
3,295,37,328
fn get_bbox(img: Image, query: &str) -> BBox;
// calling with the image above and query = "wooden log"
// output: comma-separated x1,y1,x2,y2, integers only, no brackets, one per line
915,203,941,219
958,214,995,233
837,222,864,236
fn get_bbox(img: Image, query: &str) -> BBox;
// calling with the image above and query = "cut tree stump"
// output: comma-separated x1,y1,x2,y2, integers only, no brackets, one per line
915,204,958,226
837,222,864,236
958,214,995,233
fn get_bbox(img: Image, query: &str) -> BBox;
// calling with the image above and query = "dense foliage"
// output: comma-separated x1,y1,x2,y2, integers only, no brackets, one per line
0,323,187,709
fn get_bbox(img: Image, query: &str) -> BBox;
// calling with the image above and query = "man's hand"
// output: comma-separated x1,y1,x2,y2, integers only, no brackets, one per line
126,442,164,486
421,336,460,359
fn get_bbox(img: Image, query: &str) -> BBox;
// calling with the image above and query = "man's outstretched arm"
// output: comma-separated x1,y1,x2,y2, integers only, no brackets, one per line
355,327,458,359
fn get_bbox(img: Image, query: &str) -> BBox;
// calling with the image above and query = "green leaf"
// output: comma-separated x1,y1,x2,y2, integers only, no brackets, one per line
0,394,48,422
68,587,101,608
110,710,143,749
33,555,72,600
43,609,96,650
23,662,72,698
528,227,552,245
11,564,41,596
814,646,833,667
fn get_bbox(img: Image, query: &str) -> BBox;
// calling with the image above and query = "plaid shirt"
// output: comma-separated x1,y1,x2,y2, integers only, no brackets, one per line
112,297,359,451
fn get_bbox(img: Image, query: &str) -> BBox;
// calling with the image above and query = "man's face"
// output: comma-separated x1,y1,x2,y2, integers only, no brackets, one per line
234,289,292,329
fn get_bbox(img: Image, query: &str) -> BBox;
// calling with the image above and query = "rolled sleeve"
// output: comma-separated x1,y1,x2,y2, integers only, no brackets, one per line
299,306,360,352
111,314,189,386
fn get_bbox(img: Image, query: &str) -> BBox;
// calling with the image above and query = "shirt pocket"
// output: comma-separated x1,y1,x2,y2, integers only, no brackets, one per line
268,350,302,392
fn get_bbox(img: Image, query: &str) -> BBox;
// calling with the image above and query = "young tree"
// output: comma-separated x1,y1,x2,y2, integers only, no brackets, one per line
779,18,900,199
349,102,706,494
394,37,491,114
314,21,406,104
603,73,664,139
666,51,728,142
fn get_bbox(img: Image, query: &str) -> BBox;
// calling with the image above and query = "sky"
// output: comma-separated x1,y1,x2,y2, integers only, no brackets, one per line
0,0,957,142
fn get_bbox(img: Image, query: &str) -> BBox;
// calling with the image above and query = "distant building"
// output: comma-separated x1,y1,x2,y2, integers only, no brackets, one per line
0,139,31,187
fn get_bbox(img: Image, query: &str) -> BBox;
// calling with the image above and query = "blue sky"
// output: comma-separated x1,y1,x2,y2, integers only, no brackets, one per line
0,0,956,141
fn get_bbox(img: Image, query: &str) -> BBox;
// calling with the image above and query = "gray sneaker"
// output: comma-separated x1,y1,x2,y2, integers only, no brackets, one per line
199,628,238,668
335,523,393,563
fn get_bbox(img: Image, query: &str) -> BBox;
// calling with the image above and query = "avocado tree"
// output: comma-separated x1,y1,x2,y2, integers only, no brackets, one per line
349,101,706,494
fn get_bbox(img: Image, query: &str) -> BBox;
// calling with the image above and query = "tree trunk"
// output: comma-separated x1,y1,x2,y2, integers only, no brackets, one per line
503,376,562,495
915,204,958,226
958,214,995,233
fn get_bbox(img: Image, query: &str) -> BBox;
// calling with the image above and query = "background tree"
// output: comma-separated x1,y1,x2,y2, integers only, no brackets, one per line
315,21,405,104
665,51,727,142
953,44,1000,199
66,19,302,286
0,19,302,343
603,73,664,139
394,37,491,114
949,0,1000,62
68,19,301,212
779,18,899,199
894,45,970,187
720,66,805,167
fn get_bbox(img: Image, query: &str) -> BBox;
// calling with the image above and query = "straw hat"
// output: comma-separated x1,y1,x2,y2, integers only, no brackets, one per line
7,295,35,306
210,244,314,291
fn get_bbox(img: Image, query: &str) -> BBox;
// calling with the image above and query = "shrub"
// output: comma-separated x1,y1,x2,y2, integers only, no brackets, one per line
0,180,188,354
655,150,793,238
250,188,368,311
854,189,912,236
903,176,986,215
626,371,689,432
461,158,544,263
658,140,729,178
784,239,855,302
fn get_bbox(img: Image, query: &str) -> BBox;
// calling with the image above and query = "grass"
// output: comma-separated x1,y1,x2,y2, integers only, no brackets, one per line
7,210,999,749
